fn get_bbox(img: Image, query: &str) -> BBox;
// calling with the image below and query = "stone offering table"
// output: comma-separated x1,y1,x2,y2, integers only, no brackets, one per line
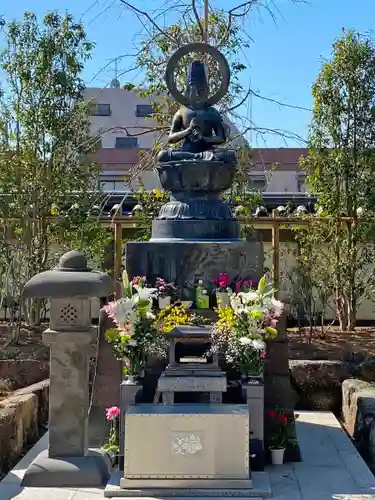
156,325,227,404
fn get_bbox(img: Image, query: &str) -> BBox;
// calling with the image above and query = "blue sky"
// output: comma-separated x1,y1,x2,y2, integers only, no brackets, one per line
1,0,373,147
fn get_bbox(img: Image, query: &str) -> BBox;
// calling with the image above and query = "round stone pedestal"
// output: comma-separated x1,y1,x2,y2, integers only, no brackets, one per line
151,219,240,241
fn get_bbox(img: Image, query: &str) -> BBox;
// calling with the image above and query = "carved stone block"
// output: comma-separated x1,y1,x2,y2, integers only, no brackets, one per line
158,374,227,393
125,240,263,301
121,404,251,488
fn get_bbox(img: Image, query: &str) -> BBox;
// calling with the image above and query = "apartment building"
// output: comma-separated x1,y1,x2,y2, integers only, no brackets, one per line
84,85,308,197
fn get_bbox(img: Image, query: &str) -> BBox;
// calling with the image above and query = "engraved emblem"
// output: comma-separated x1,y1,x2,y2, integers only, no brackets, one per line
171,434,202,455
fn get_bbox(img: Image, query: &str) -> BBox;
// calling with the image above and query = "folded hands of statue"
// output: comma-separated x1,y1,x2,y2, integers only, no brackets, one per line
189,118,204,143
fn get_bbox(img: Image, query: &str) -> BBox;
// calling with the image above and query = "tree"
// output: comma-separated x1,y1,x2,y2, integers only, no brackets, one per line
0,11,110,327
300,29,375,330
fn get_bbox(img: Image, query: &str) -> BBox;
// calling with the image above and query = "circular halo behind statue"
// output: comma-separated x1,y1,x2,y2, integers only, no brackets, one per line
165,42,230,108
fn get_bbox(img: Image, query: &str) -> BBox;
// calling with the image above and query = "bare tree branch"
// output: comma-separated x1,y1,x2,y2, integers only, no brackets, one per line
226,82,312,114
218,0,260,48
118,0,177,43
98,125,169,138
191,0,204,41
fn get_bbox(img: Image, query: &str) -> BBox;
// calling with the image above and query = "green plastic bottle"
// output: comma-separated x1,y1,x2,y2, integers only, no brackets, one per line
196,280,210,309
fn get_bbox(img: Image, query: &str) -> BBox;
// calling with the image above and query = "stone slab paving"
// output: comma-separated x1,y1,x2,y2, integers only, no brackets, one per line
1,411,375,499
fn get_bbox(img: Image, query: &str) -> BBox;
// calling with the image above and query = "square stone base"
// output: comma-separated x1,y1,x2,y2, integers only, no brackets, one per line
124,404,249,480
21,449,111,487
125,240,263,300
104,471,272,497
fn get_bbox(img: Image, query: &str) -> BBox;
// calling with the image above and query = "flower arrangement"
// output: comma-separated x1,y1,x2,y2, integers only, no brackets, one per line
212,272,231,292
104,271,167,376
267,408,298,450
155,303,211,333
155,304,191,333
210,275,283,376
102,406,120,456
155,278,179,299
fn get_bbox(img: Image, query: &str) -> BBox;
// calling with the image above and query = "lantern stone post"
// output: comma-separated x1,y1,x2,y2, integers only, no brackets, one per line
21,251,114,487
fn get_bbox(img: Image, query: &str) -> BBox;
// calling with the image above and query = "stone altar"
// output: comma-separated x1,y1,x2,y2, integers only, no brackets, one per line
156,325,227,404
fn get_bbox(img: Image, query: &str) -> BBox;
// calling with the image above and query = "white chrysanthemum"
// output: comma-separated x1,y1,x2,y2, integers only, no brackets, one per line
240,291,259,303
271,298,284,312
230,295,247,314
251,339,266,350
239,336,252,346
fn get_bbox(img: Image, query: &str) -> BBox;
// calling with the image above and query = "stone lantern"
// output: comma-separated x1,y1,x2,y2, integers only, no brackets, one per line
21,251,114,487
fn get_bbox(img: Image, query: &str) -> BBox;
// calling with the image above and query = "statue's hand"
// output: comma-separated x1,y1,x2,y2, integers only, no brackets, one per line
191,129,203,143
189,118,198,130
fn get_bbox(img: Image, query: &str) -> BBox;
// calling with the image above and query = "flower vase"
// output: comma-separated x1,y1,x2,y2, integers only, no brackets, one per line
270,447,285,465
123,374,141,384
158,296,171,309
216,291,230,309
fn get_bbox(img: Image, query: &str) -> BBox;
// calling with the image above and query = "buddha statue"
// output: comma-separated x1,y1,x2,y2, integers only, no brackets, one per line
157,59,236,165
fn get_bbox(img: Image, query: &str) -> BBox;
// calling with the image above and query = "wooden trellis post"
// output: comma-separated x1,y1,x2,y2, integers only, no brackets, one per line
271,210,280,298
114,221,122,299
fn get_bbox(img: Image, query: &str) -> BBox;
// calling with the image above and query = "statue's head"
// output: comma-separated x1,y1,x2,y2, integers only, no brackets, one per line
187,60,209,105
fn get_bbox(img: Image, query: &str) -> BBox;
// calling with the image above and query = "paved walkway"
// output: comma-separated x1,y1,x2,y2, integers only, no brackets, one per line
1,411,375,499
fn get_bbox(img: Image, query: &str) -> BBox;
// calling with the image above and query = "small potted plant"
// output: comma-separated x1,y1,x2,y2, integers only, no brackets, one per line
213,272,231,308
267,408,298,465
156,277,178,309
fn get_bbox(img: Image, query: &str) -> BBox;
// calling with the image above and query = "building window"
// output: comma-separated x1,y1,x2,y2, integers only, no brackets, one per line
115,137,138,148
298,179,307,192
135,104,153,117
100,179,126,192
249,178,266,191
91,104,111,116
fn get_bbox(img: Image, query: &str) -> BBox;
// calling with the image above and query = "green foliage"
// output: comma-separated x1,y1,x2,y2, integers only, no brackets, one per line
281,236,335,339
132,187,170,240
0,11,109,324
300,29,375,330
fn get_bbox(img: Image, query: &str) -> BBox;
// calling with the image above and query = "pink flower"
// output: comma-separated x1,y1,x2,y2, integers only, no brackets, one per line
213,272,230,289
105,406,120,421
131,276,146,286
102,302,118,324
